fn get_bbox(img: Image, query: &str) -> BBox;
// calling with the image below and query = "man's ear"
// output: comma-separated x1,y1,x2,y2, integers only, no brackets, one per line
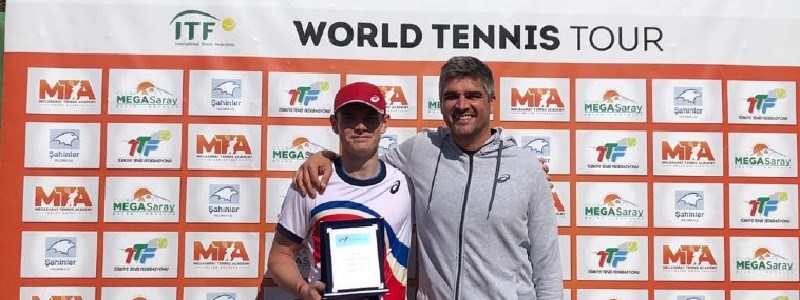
329,114,339,134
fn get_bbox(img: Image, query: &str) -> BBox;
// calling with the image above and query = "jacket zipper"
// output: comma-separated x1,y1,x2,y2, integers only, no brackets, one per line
454,153,474,300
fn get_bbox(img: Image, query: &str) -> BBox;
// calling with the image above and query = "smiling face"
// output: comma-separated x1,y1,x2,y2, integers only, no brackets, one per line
330,102,388,158
440,77,493,149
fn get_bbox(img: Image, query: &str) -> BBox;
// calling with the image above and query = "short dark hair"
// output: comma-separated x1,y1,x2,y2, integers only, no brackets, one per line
438,56,495,100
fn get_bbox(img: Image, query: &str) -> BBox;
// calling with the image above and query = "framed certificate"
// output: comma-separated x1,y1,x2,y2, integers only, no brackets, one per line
319,218,389,299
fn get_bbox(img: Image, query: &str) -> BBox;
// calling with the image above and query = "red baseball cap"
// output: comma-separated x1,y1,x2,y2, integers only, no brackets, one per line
333,82,386,114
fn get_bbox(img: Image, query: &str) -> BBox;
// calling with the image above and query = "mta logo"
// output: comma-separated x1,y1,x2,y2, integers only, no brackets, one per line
379,86,409,106
662,141,715,161
171,10,234,41
521,137,550,155
595,138,636,162
746,88,786,114
129,130,171,157
35,186,92,207
212,79,242,98
289,81,329,106
32,297,84,300
197,134,252,155
50,130,80,150
209,184,240,204
193,241,250,261
748,192,788,217
673,87,703,106
510,87,564,107
45,237,77,258
663,244,717,265
39,79,96,100
596,241,637,268
675,191,704,210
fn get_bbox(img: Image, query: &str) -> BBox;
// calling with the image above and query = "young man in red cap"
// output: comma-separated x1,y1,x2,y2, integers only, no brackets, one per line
268,82,413,300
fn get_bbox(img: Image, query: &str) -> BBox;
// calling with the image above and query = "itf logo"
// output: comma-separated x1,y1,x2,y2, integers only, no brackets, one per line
127,130,171,157
746,88,786,115
289,81,329,106
208,184,241,217
595,241,638,269
673,87,704,116
207,293,237,300
211,79,243,111
49,129,81,163
171,10,235,46
595,138,635,163
123,237,169,264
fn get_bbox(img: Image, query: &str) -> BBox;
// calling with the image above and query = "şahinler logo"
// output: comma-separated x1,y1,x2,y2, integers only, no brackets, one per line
171,10,235,47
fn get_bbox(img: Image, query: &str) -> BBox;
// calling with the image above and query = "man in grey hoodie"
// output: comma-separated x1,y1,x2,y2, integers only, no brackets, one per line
295,56,562,299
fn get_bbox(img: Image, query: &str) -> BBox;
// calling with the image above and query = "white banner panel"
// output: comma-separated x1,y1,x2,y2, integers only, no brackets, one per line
185,177,261,223
577,289,648,300
8,0,800,67
188,124,262,170
576,78,646,123
576,182,647,228
559,235,571,280
575,130,647,175
653,236,725,281
652,183,724,229
652,79,722,124
108,69,184,115
576,235,648,281
184,232,260,278
727,80,797,125
729,132,798,178
499,77,570,122
104,177,180,223
24,122,100,168
106,123,182,169
20,231,97,278
26,68,102,115
729,237,799,282
189,70,263,116
654,290,725,300
729,184,799,230
101,232,179,278
730,290,800,300
652,131,723,176
22,176,99,223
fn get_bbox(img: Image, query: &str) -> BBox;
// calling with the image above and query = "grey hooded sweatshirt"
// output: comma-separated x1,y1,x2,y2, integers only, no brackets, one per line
384,127,562,300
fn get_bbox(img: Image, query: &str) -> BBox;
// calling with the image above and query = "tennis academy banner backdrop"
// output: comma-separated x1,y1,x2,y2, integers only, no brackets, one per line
2,0,799,299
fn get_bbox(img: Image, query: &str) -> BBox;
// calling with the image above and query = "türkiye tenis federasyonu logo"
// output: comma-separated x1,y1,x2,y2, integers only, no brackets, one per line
120,237,169,265
171,10,235,47
280,81,332,114
589,138,640,170
589,241,639,274
741,191,791,224
117,130,173,164
740,88,787,122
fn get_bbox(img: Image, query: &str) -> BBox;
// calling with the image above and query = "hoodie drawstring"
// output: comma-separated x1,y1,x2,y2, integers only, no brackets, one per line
486,140,503,218
426,135,447,212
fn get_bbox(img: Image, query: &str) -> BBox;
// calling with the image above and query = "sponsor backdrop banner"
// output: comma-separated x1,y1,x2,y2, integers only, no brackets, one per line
2,0,799,299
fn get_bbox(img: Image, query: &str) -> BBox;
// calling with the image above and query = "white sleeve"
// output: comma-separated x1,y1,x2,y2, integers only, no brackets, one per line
276,186,310,244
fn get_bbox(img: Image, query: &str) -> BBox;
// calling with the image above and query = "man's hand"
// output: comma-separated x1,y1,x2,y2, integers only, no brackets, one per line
298,281,325,300
293,151,336,198
538,157,553,188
